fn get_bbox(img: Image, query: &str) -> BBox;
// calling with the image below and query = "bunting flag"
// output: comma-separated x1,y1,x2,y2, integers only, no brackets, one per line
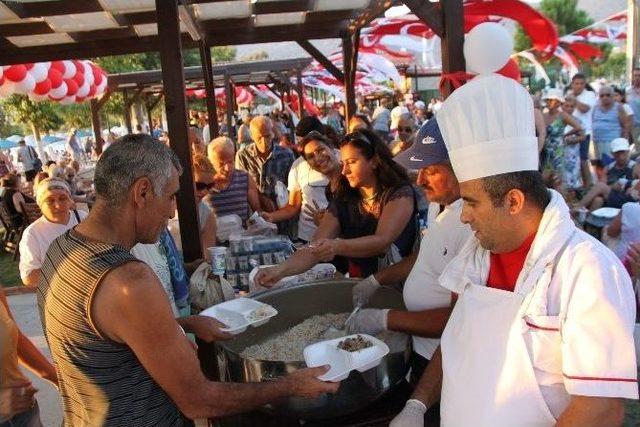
561,10,626,45
553,45,580,77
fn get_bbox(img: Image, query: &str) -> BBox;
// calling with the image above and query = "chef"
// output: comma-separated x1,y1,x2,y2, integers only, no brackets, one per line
390,23,638,427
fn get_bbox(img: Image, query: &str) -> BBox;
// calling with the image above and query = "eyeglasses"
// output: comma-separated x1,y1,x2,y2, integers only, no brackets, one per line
342,131,374,147
195,181,214,191
397,126,413,132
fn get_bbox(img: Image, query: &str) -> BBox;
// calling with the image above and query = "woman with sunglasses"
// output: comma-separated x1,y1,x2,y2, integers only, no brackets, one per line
260,131,341,242
255,128,417,286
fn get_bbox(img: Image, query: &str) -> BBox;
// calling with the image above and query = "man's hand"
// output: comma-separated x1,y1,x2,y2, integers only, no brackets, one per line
259,211,275,223
310,238,341,261
254,265,285,288
346,309,389,335
389,399,427,427
302,201,326,226
352,275,381,307
181,315,233,342
281,366,340,399
0,381,37,421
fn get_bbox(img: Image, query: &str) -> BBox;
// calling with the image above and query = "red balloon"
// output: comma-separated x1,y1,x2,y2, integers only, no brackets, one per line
4,65,27,82
65,79,78,96
24,63,34,70
48,68,63,88
73,60,84,73
33,78,52,95
497,58,521,82
50,61,65,74
87,85,97,97
73,72,84,88
75,96,85,103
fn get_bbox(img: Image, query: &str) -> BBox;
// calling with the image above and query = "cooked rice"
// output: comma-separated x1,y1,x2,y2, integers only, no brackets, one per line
241,313,394,362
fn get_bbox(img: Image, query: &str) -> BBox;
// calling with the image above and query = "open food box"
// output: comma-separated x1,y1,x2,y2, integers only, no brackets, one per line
303,334,390,382
200,298,278,334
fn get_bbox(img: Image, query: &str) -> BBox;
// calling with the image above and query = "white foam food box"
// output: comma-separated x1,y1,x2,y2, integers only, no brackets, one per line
303,334,390,382
200,298,278,334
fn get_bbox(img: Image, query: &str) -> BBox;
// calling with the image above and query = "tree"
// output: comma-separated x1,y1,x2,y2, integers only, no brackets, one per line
57,103,92,129
1,95,63,153
239,50,268,62
514,0,593,52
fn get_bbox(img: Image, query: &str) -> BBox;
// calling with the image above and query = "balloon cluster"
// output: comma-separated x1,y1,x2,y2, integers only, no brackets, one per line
0,60,108,104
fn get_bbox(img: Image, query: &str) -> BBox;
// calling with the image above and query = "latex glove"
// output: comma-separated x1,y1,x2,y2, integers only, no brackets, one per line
352,275,380,307
345,308,389,335
389,399,427,427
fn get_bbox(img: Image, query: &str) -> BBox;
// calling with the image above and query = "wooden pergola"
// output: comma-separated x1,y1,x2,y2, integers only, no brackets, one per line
105,58,313,139
0,0,464,261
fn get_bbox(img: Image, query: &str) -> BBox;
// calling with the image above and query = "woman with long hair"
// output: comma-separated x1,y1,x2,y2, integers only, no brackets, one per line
255,128,417,286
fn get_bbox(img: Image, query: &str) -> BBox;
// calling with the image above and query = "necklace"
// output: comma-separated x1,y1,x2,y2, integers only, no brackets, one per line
361,192,378,202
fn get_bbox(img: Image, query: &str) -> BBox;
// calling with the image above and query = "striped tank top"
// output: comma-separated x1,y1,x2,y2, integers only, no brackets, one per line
37,230,184,427
209,169,250,221
592,102,622,144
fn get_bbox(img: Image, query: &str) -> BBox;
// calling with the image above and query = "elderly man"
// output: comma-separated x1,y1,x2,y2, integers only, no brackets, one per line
592,85,631,163
207,136,261,222
575,137,639,210
235,116,295,213
568,73,597,186
346,119,472,402
19,178,87,287
37,134,337,426
391,24,637,427
390,113,417,156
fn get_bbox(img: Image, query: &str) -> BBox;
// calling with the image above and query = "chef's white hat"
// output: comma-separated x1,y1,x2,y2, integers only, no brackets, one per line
436,23,537,183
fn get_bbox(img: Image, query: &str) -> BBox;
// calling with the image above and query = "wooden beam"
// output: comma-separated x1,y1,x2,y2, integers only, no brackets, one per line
199,41,219,140
123,89,133,134
296,68,304,118
67,28,137,43
0,21,54,37
156,0,202,261
296,40,344,82
403,0,444,38
113,10,157,26
252,0,311,14
440,0,465,98
347,0,395,35
206,25,345,46
96,90,111,110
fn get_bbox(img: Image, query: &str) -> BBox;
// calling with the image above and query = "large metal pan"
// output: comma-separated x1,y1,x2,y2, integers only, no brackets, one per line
214,279,411,419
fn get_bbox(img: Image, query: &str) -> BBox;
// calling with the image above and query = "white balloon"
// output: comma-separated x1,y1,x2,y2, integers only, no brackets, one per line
82,62,94,86
49,81,68,99
0,80,16,98
29,63,48,83
0,66,3,79
59,95,76,105
41,61,51,70
464,22,513,75
14,74,36,94
62,60,76,79
96,79,107,95
77,82,90,98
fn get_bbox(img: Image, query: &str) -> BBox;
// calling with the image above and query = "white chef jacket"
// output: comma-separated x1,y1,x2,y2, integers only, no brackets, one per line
287,157,330,242
440,190,638,418
403,199,471,359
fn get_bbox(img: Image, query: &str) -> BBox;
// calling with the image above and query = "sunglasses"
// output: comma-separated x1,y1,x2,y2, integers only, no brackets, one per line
195,181,214,191
342,131,374,147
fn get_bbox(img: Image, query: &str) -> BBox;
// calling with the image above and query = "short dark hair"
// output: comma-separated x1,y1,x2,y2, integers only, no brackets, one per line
481,171,550,211
295,116,325,137
299,131,333,159
571,73,586,82
45,160,56,168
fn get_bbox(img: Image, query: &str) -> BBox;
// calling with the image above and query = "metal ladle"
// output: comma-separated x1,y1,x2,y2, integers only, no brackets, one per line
322,303,362,336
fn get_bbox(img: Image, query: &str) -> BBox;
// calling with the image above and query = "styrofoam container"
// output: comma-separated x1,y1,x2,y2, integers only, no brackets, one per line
200,298,278,334
591,207,620,219
303,334,390,382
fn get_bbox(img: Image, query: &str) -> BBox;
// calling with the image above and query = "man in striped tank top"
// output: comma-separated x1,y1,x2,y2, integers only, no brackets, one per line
37,135,338,426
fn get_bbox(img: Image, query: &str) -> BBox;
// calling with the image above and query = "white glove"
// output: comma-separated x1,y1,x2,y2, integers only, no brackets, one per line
352,275,380,307
345,308,389,335
389,399,427,427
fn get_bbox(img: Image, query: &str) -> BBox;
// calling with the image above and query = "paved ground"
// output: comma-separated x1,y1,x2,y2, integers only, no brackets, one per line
8,292,62,427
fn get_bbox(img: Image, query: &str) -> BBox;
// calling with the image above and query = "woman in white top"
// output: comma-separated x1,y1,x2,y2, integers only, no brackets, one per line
19,178,87,287
260,131,341,242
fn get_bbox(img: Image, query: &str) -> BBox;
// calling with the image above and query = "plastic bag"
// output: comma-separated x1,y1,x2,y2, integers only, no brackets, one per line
189,262,235,314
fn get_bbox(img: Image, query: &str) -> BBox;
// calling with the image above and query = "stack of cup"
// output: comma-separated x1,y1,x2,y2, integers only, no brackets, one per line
208,246,228,276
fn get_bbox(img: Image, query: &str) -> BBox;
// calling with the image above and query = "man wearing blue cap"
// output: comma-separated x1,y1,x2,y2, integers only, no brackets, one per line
345,118,472,393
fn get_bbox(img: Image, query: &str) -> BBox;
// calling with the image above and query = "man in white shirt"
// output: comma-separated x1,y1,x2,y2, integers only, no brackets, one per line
19,178,87,287
347,118,472,402
392,23,637,427
568,73,597,187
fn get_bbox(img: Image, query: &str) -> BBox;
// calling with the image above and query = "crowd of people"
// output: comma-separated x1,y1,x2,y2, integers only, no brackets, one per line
2,43,640,425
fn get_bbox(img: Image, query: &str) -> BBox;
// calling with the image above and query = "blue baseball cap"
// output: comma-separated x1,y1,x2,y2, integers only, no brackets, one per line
394,117,449,169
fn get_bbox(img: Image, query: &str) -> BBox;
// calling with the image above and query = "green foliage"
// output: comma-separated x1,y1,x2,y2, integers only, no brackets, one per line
211,47,236,63
590,51,627,81
57,103,92,129
0,108,22,137
239,50,269,61
1,95,63,136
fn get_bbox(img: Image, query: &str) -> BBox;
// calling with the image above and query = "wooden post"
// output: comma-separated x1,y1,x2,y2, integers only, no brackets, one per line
342,35,357,123
155,0,202,262
296,68,304,118
440,0,465,98
224,73,235,140
628,0,640,79
123,89,133,134
90,99,103,153
199,41,219,139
